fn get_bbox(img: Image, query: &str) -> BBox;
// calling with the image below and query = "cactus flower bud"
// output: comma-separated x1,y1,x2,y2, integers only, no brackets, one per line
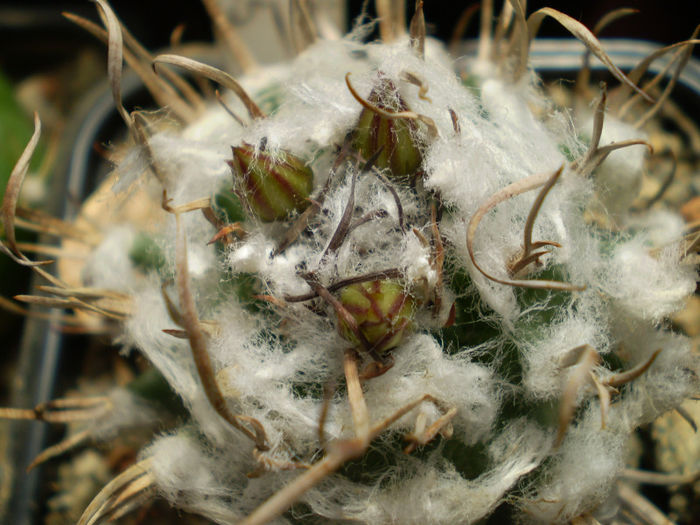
353,77,424,179
228,143,313,222
337,280,415,353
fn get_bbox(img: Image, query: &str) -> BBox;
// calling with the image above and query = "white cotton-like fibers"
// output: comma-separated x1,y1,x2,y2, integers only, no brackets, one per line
81,226,137,291
148,132,231,203
600,239,695,322
585,114,648,216
145,431,276,524
322,418,549,524
70,21,699,525
521,335,696,524
596,214,692,321
79,388,160,442
606,325,699,426
361,334,497,441
521,316,608,400
520,407,629,523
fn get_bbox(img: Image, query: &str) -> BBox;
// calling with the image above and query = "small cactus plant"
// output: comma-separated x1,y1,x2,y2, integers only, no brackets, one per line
1,1,698,524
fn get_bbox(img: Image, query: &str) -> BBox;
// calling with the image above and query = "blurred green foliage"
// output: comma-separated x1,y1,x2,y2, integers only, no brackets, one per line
0,71,35,198
0,70,42,324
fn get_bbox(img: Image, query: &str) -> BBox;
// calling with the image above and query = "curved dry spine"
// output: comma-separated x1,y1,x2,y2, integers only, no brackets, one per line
62,11,197,123
610,27,700,113
467,166,584,291
449,4,480,56
622,467,700,487
578,139,654,178
616,481,675,525
200,0,257,73
572,83,608,173
375,0,407,43
556,345,600,446
557,347,662,446
172,209,270,451
618,45,686,118
604,349,661,389
14,206,101,246
502,0,529,80
0,396,112,424
576,8,639,95
507,165,564,277
290,0,319,53
408,1,426,58
401,71,431,102
94,0,136,134
633,33,699,128
240,349,454,525
153,54,265,120
527,8,654,103
99,0,205,112
1,113,50,268
78,458,156,525
345,72,438,139
0,112,76,308
26,429,92,472
571,83,655,177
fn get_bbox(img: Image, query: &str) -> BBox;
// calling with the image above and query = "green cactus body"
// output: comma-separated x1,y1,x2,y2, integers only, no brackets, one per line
229,143,313,222
338,280,415,353
353,78,423,179
212,187,246,224
129,232,166,273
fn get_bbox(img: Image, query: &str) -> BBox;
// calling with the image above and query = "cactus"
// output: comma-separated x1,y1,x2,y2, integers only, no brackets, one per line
1,2,698,524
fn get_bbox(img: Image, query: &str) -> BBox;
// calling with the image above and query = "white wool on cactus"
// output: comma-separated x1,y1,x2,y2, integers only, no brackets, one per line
2,2,698,524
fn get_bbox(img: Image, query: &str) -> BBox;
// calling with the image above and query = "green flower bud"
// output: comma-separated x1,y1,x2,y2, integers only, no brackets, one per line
228,143,313,222
337,280,415,353
353,77,423,179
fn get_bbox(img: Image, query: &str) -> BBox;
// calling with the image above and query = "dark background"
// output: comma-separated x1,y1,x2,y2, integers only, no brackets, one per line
0,0,698,82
